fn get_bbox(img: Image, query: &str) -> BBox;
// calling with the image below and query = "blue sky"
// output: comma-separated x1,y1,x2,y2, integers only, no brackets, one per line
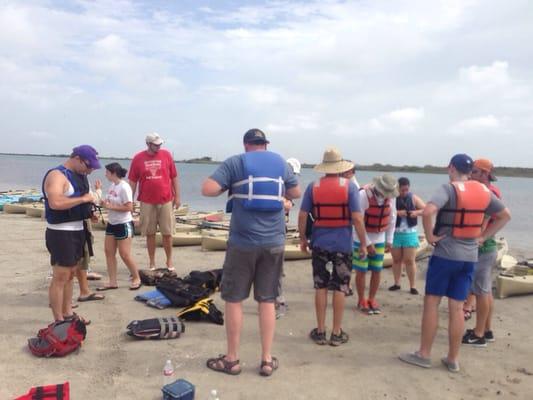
1,0,532,166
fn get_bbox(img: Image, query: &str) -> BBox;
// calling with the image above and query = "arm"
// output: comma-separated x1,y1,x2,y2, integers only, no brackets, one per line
422,202,445,245
298,210,309,252
128,179,137,200
479,208,511,244
103,201,133,212
202,178,225,197
45,170,94,210
351,211,367,259
410,194,426,217
285,184,301,200
384,200,397,249
172,175,181,208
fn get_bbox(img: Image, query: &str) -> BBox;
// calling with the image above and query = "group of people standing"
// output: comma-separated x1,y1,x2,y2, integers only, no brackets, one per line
41,128,510,377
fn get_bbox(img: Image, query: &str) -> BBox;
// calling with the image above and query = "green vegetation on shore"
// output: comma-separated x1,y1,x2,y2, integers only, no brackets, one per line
2,153,533,178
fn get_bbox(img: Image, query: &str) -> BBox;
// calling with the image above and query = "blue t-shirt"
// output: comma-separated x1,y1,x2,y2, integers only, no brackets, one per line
210,152,298,247
300,179,361,254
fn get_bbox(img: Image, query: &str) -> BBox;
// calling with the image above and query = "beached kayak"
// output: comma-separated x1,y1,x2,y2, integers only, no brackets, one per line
155,231,203,246
496,264,533,299
25,204,45,218
3,203,29,214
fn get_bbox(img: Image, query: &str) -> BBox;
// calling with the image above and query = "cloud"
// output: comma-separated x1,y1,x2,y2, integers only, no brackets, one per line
460,61,510,88
450,115,501,135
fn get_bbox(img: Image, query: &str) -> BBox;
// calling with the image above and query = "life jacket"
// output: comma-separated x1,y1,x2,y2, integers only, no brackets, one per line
434,180,491,239
226,151,286,213
311,176,351,228
28,318,87,358
364,188,391,233
396,192,417,228
42,166,92,224
177,298,224,325
14,382,70,400
126,317,185,339
487,184,501,227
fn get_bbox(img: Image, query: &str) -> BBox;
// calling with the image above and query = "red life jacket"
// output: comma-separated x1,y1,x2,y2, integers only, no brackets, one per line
14,382,70,400
435,181,491,238
364,188,391,233
312,177,351,228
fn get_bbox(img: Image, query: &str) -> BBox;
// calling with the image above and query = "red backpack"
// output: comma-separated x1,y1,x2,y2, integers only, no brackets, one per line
14,382,70,400
28,318,86,357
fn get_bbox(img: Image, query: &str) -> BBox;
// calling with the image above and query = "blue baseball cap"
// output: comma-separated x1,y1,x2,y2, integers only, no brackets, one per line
72,145,101,169
449,153,473,174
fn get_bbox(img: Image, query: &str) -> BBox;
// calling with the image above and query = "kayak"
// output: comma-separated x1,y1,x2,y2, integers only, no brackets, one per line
496,264,533,299
3,203,28,214
155,231,202,247
25,204,45,218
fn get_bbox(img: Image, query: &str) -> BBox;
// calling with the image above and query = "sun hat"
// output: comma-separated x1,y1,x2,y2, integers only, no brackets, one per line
72,145,101,169
243,128,269,144
474,158,497,181
286,158,301,175
313,147,354,174
449,153,473,174
372,174,399,198
145,132,164,145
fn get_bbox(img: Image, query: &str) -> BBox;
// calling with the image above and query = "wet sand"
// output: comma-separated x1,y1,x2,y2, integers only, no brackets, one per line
1,212,532,400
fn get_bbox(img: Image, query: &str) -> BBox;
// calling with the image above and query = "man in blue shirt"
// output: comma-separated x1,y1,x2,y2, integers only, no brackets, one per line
202,129,301,377
299,147,367,346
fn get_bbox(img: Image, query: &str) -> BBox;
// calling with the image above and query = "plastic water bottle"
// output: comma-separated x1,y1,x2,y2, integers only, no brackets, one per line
207,389,218,400
163,359,174,386
326,261,333,273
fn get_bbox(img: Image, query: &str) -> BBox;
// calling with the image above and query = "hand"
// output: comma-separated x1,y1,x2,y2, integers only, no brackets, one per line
385,242,392,253
426,233,445,247
82,192,95,204
397,210,408,218
477,236,486,246
358,245,368,260
367,244,376,256
102,199,112,210
94,179,102,190
90,214,99,223
174,198,181,209
299,237,309,253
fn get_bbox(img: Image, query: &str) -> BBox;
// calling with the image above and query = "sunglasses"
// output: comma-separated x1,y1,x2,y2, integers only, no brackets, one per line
80,158,92,170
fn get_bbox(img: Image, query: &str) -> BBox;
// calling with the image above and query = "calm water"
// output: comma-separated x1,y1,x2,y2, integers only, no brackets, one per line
1,154,530,254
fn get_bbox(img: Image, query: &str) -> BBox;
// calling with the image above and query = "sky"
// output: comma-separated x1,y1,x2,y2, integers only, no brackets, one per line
1,0,532,167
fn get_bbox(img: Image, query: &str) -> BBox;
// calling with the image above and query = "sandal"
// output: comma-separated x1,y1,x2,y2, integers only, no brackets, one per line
259,356,279,377
78,293,105,302
206,355,241,375
64,312,91,326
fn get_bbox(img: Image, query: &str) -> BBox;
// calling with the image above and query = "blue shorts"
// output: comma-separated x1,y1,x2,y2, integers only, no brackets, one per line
392,231,419,248
105,221,134,240
425,255,475,301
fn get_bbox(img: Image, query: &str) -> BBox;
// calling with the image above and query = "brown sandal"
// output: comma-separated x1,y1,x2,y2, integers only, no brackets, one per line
206,355,241,375
259,356,279,377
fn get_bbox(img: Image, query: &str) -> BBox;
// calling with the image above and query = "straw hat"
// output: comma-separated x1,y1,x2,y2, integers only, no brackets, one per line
313,147,354,174
372,174,399,198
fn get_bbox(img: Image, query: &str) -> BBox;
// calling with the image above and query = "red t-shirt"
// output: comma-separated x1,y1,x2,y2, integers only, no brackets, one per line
128,149,177,204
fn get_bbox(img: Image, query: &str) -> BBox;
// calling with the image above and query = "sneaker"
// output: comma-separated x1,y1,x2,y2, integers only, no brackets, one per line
399,351,431,369
329,329,349,346
462,330,487,347
484,330,495,342
368,299,381,315
357,299,370,314
410,288,419,295
388,284,401,291
309,328,327,345
441,357,460,373
275,302,288,319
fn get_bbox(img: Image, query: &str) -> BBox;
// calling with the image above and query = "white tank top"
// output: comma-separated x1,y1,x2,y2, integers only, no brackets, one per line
46,181,84,231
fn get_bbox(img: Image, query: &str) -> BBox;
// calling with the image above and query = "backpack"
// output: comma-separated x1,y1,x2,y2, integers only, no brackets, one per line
126,317,185,339
156,277,211,307
28,318,87,357
14,382,70,400
182,269,222,293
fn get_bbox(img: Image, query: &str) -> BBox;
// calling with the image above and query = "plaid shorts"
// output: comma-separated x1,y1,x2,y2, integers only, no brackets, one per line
312,247,352,294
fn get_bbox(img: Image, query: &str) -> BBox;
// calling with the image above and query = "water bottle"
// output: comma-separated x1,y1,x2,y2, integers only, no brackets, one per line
162,359,174,386
207,389,218,400
326,261,333,273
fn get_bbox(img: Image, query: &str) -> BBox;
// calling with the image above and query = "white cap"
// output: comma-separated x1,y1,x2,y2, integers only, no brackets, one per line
286,158,301,174
146,132,163,145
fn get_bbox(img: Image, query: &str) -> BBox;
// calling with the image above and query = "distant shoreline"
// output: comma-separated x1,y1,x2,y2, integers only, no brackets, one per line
1,152,533,178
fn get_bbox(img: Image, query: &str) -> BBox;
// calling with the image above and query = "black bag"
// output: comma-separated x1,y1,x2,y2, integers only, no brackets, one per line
156,278,211,307
126,317,185,339
183,269,222,293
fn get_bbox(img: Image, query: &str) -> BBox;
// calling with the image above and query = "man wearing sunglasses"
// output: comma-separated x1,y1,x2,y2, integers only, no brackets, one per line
42,145,101,323
128,133,180,271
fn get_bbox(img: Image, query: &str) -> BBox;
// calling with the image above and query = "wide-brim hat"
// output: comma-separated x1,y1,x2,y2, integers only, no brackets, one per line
372,174,399,198
313,147,354,174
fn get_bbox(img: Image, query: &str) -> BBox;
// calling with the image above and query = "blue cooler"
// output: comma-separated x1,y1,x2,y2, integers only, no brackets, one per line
162,379,195,400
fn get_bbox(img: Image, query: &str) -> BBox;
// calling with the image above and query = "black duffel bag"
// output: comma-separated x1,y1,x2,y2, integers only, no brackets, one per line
156,277,211,307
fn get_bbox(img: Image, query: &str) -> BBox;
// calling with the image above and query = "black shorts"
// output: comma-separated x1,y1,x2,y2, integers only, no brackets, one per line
46,228,86,267
105,221,134,240
311,247,352,294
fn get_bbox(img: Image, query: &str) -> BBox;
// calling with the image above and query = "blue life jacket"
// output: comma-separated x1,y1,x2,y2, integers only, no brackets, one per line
42,166,92,224
395,192,417,228
226,151,286,213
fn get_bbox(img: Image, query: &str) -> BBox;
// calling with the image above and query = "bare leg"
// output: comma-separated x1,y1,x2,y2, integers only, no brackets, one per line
225,301,243,363
418,294,442,358
474,294,490,337
315,288,327,332
162,234,173,269
391,247,403,286
485,294,494,332
146,234,156,268
49,265,74,321
332,290,345,334
258,302,276,367
355,270,366,303
403,247,417,289
76,268,91,297
118,237,141,286
368,271,381,300
447,298,465,363
104,235,119,287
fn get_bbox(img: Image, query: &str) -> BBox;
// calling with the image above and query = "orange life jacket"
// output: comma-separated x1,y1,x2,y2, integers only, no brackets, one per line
435,181,491,238
312,177,351,228
487,184,501,227
364,188,391,233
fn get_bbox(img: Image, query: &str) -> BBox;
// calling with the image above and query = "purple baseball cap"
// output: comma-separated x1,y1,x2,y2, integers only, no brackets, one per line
449,153,473,174
72,145,101,169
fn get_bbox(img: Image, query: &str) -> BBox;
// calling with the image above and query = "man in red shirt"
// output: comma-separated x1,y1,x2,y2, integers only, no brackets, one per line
128,133,181,271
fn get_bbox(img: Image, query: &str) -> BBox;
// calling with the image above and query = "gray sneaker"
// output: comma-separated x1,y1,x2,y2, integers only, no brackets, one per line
309,328,327,345
275,302,288,319
441,357,460,373
329,329,349,346
399,351,432,368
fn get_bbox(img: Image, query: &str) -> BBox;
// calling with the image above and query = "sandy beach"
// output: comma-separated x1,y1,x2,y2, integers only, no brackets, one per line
1,212,532,400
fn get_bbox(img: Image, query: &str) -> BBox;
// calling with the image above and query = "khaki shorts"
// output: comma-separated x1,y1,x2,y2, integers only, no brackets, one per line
139,201,175,236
